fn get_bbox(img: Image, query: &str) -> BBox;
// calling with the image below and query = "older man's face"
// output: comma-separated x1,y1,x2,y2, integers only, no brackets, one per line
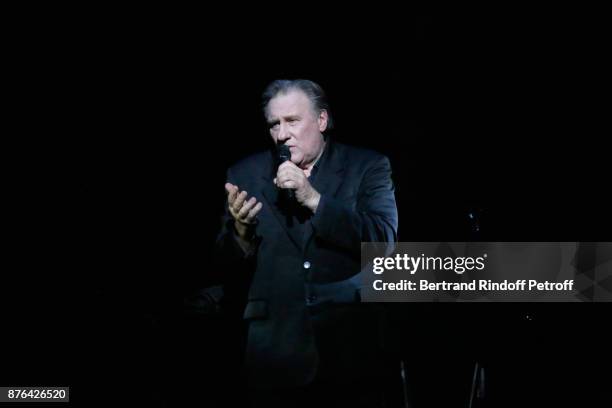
266,89,327,169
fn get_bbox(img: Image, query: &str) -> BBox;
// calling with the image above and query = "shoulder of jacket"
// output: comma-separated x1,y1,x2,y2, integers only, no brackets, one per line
334,142,388,164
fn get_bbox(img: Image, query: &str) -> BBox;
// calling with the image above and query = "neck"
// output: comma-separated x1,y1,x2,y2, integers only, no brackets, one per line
301,141,326,172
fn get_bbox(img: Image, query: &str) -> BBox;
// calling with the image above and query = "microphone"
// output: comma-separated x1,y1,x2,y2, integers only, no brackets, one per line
277,144,295,200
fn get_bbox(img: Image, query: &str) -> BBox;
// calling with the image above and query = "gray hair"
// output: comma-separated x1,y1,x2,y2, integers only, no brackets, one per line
262,79,334,131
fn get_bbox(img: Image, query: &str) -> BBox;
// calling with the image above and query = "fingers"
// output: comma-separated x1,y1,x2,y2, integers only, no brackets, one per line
236,196,262,224
225,183,238,203
275,178,298,189
237,197,257,219
232,190,248,213
277,161,301,182
275,164,305,189
244,202,263,224
225,183,262,223
278,161,299,172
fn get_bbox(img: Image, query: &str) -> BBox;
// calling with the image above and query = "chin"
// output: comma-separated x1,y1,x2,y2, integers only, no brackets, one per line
291,154,304,166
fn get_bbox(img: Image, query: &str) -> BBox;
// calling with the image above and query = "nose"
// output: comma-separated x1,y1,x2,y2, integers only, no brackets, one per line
277,123,290,142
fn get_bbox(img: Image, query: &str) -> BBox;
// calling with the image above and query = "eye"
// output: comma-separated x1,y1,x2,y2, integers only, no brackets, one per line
270,123,279,130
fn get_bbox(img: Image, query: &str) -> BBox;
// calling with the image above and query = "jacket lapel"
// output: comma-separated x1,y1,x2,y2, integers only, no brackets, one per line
304,141,345,250
309,141,345,202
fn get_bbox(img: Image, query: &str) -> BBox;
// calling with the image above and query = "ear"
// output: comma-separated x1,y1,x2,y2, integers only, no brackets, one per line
317,110,329,132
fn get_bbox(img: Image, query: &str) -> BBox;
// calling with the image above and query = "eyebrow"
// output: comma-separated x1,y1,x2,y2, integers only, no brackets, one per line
267,115,301,125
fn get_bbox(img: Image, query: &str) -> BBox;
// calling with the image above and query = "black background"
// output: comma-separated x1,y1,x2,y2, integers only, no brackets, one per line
3,8,610,407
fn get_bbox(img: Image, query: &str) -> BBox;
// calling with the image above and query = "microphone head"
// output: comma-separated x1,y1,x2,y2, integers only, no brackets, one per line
278,144,291,162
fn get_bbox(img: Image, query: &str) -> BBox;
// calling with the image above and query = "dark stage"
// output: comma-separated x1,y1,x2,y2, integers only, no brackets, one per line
3,10,610,407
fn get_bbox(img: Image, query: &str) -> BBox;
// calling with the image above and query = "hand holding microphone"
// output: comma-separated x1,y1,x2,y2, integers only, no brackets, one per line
274,144,321,213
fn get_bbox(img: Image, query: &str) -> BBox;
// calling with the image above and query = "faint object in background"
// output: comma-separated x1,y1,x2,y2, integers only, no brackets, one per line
468,361,485,408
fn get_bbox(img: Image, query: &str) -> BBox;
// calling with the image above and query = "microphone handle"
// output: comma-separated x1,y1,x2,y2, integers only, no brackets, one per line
278,153,295,200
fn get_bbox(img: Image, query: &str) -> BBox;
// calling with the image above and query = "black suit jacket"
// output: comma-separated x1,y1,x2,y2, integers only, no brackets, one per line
215,140,398,388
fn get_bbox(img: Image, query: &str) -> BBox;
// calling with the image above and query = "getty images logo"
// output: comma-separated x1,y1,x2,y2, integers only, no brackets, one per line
372,253,488,275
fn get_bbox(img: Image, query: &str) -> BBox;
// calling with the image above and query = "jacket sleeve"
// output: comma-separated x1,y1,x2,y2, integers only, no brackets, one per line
310,155,398,253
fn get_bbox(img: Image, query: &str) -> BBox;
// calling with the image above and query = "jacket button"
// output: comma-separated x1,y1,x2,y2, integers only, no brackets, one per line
303,261,311,269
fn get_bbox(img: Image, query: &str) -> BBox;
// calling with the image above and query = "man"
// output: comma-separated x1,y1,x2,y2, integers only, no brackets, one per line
215,79,399,406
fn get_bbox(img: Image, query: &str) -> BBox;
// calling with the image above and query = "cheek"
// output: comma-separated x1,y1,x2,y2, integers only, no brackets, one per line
295,126,311,143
